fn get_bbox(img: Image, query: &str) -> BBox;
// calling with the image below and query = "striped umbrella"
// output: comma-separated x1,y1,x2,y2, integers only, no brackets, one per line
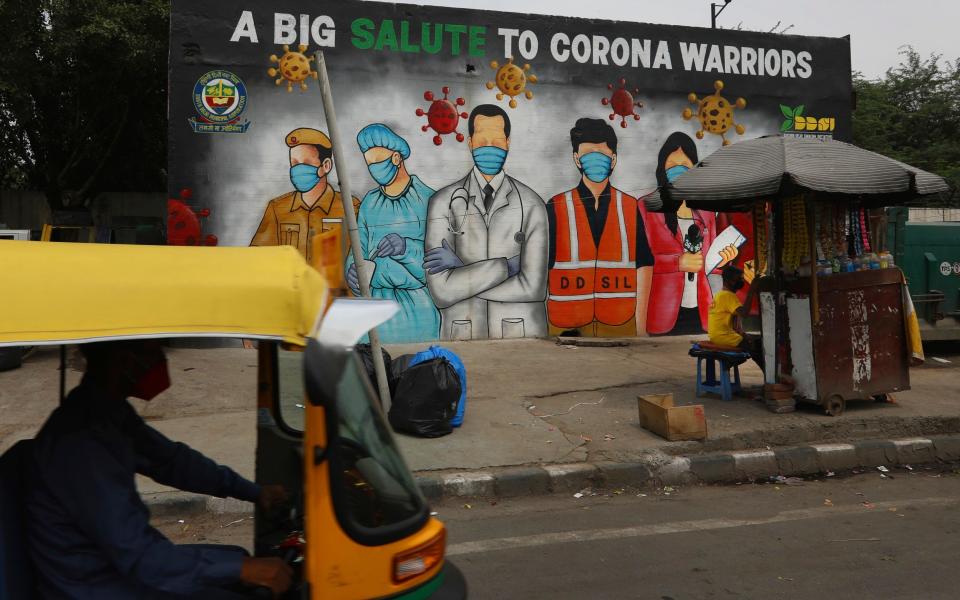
645,135,950,212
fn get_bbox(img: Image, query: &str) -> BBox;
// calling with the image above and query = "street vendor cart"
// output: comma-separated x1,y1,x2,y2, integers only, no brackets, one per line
653,135,948,415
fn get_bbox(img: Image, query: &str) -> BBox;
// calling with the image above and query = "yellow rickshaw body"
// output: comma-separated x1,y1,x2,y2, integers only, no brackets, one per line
0,241,327,346
0,241,458,599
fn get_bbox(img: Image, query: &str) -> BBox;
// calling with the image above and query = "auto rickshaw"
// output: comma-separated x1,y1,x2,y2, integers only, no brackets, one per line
0,241,467,599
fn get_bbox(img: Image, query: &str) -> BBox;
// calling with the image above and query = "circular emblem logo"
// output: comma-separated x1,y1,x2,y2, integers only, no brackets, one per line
940,261,952,276
193,70,247,124
953,262,960,275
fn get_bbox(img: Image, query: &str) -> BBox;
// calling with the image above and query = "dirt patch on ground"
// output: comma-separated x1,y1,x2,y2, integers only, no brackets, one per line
152,511,254,552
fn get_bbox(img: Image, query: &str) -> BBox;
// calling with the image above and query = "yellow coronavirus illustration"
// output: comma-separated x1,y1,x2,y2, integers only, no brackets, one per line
485,58,537,108
682,80,747,146
267,44,318,93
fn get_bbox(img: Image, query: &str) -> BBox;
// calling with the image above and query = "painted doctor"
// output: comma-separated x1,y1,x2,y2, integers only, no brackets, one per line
423,104,548,340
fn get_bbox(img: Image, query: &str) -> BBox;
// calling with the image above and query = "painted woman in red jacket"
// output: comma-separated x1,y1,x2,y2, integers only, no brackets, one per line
639,132,738,335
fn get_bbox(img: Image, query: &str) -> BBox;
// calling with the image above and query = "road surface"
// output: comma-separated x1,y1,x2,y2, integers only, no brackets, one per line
437,466,960,599
153,465,960,599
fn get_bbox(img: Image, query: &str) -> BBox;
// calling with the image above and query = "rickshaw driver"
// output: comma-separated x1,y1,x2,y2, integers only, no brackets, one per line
26,340,293,599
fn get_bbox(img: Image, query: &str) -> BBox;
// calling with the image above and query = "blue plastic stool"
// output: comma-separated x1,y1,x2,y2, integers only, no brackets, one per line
689,343,749,401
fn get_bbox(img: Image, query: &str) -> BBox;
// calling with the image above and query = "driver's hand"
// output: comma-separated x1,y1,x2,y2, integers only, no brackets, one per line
240,557,292,597
258,484,290,511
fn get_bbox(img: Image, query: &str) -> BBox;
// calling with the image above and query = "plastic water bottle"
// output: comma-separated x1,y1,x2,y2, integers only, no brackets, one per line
816,260,829,276
879,250,894,269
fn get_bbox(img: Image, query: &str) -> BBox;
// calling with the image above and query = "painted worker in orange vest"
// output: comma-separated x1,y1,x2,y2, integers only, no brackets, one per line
547,118,655,337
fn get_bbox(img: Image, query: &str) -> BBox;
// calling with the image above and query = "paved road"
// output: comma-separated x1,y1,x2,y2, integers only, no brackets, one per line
438,466,960,599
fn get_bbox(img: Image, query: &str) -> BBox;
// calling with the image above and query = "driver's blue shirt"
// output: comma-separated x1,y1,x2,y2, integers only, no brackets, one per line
27,380,262,598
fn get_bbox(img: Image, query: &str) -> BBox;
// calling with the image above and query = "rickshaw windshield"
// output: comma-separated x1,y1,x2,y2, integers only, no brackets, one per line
331,355,424,528
301,341,427,542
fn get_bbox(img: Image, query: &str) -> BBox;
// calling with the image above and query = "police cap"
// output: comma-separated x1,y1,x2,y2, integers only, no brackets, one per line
285,128,332,149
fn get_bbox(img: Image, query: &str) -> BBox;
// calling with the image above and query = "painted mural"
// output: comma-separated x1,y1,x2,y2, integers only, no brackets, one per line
348,123,440,342
424,104,548,340
168,0,853,342
249,127,359,263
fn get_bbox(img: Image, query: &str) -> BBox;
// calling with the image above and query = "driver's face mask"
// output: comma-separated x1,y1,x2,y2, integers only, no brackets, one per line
125,353,171,401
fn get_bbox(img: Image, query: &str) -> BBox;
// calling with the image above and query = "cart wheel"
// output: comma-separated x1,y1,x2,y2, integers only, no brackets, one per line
873,394,890,403
825,395,845,417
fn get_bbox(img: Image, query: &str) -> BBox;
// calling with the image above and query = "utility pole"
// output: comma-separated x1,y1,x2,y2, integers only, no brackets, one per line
313,50,393,411
711,0,733,29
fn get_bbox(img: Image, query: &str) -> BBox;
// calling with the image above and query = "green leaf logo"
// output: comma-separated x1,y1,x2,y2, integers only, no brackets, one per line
780,118,793,132
795,104,804,116
779,104,795,119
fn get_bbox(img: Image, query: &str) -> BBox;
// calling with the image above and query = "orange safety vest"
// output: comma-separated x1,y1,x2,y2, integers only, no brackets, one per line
548,187,638,329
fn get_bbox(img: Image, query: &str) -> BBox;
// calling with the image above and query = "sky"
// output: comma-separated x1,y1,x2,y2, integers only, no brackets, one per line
364,0,960,79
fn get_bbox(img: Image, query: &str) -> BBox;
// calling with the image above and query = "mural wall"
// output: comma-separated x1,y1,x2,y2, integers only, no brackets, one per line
168,0,852,342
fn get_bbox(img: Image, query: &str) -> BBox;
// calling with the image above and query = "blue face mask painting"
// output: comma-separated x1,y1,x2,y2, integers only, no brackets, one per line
665,164,689,183
290,163,321,192
579,152,613,183
368,156,399,186
472,145,508,176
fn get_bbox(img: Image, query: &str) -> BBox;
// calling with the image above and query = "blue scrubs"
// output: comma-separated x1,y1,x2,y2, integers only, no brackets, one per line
27,381,261,598
347,174,441,342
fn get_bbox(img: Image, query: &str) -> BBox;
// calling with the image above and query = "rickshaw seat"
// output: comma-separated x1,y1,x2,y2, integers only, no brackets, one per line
0,439,36,600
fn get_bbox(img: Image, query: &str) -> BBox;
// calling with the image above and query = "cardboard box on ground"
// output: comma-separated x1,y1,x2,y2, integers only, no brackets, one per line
638,393,707,441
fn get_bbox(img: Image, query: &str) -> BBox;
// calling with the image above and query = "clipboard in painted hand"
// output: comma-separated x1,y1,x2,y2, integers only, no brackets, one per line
704,225,747,274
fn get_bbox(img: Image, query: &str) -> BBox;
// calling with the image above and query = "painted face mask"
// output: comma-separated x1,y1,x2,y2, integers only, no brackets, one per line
290,163,321,192
472,145,508,176
130,358,171,401
368,156,399,186
579,152,613,183
665,164,689,183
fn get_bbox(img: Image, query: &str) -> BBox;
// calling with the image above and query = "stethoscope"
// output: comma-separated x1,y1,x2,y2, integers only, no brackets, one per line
447,173,526,245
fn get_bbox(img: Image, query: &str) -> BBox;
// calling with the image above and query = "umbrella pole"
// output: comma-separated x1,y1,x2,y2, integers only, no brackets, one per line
772,200,784,383
807,194,820,325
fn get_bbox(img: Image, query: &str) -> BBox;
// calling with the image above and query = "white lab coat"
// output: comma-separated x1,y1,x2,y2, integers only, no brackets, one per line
424,169,548,340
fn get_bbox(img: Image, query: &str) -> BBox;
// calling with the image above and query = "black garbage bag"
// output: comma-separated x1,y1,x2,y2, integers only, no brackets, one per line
388,358,461,438
354,344,392,399
389,353,416,396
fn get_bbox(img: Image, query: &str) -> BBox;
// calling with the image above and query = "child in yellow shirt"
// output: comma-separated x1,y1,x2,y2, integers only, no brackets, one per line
708,265,764,369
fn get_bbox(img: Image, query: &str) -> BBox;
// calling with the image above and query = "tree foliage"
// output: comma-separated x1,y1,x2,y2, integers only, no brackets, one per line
853,48,960,204
0,0,168,209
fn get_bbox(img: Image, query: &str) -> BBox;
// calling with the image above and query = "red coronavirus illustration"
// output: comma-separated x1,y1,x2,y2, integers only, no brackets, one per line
602,79,644,128
167,188,218,246
416,87,468,145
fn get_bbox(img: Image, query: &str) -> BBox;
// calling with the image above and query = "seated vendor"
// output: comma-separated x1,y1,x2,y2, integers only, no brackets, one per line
708,265,764,370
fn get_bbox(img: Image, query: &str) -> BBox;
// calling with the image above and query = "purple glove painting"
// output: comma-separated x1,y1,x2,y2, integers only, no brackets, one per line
376,233,406,258
423,239,464,275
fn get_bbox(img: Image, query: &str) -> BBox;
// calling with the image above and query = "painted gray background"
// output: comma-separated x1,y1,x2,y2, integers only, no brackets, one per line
169,0,852,247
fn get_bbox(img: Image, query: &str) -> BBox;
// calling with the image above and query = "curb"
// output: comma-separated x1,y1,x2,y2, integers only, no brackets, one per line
413,433,960,501
141,434,960,514
143,493,251,517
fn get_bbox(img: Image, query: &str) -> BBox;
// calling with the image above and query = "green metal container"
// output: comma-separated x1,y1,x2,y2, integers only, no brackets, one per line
888,207,960,340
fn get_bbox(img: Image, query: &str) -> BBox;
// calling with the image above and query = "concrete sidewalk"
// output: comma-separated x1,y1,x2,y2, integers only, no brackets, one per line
2,338,959,503
388,337,960,471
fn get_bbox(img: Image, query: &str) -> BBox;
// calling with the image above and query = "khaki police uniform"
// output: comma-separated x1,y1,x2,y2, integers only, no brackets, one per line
250,128,359,262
